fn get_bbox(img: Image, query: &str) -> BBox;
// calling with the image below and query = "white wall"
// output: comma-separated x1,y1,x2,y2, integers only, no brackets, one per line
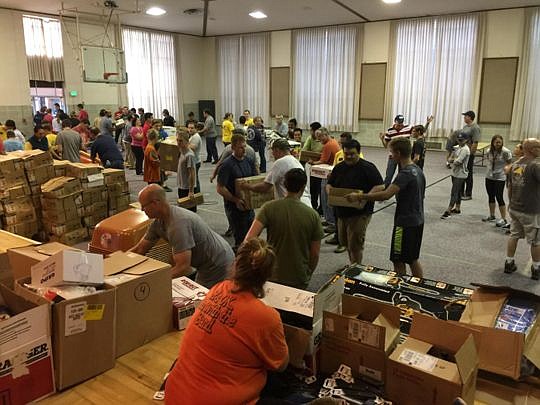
271,31,291,67
485,9,524,58
363,21,390,63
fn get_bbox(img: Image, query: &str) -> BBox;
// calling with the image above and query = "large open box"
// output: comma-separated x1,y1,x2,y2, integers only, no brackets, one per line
475,375,540,404
104,251,173,357
171,276,209,330
14,278,116,390
321,294,400,382
261,275,345,373
386,313,478,405
0,284,55,404
159,139,179,172
310,164,333,179
0,230,40,285
235,175,274,210
458,284,540,380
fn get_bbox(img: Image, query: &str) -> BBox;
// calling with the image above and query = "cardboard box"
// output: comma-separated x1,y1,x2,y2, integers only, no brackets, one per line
0,154,24,175
53,160,70,177
0,285,55,404
5,221,39,239
108,193,130,210
83,212,108,227
159,139,179,172
104,251,172,356
321,294,401,382
177,192,204,209
50,227,88,246
41,193,83,211
171,276,208,330
25,165,55,185
102,168,126,185
80,173,105,189
328,186,367,209
14,278,116,390
65,162,103,179
262,275,345,372
106,181,129,196
42,206,84,223
31,249,104,287
0,172,28,189
82,201,108,216
342,264,472,335
0,230,39,285
475,376,540,405
41,177,82,198
310,164,334,179
235,175,274,210
0,183,30,201
11,150,53,169
2,197,36,225
43,218,83,236
458,284,540,380
299,150,321,163
81,187,108,205
386,313,478,405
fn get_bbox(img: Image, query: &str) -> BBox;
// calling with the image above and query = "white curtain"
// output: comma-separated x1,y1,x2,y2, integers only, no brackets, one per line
388,14,483,137
511,7,540,140
217,33,270,123
292,26,359,131
23,15,64,81
122,28,179,120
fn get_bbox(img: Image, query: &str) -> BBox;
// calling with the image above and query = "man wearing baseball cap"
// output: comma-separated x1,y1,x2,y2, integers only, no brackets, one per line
460,110,481,200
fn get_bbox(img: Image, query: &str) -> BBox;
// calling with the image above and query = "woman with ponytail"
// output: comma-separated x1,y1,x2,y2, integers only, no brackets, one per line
165,238,289,405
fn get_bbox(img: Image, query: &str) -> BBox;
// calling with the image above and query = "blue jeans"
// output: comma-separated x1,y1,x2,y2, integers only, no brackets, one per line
225,204,254,247
384,157,398,188
320,179,335,225
105,159,124,169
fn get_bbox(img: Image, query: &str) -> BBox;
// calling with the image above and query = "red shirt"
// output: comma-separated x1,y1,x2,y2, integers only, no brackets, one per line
77,110,89,122
165,280,288,405
320,138,340,165
142,122,152,149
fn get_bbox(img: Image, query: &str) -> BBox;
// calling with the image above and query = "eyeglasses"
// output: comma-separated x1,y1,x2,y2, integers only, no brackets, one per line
140,199,157,210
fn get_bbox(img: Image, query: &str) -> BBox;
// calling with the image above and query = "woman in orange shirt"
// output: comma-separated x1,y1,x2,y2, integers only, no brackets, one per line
144,129,161,184
165,238,289,405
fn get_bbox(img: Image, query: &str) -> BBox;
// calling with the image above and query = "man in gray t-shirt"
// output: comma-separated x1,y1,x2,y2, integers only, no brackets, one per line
56,119,83,163
200,109,218,163
460,110,481,200
132,184,234,288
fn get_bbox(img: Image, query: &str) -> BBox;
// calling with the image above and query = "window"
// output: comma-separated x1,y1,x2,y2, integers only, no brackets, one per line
217,33,270,122
122,28,179,120
292,26,360,131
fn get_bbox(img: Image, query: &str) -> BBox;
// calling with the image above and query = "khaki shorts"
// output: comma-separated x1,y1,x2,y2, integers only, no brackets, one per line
509,209,540,246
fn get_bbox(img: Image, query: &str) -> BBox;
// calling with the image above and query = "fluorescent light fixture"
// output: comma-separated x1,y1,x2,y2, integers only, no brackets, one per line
249,10,267,19
146,7,167,16
382,0,401,3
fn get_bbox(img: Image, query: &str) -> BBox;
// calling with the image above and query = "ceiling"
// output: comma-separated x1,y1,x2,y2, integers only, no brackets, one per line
1,0,538,36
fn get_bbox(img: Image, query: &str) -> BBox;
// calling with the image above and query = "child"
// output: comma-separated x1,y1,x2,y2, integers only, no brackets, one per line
144,129,161,185
441,133,470,219
411,125,426,170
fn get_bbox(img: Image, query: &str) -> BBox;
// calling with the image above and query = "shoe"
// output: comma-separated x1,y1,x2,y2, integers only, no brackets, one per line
212,161,218,165
532,266,540,281
504,260,517,274
324,225,336,233
334,245,347,253
450,208,461,214
163,185,173,192
461,195,472,201
325,236,339,245
496,219,508,227
203,159,212,163
503,222,510,229
482,215,496,222
446,162,451,169
441,211,451,219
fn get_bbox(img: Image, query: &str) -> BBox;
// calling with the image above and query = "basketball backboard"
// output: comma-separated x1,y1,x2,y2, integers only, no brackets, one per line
82,45,127,83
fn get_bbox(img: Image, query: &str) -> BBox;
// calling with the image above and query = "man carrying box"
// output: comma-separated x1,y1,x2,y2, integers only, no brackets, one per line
245,168,324,289
327,140,384,266
132,184,234,288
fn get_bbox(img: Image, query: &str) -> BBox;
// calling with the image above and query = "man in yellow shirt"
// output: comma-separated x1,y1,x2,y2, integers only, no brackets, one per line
242,109,254,127
222,113,234,146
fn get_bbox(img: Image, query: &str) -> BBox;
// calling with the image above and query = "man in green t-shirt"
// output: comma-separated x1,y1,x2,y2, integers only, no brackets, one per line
245,168,324,289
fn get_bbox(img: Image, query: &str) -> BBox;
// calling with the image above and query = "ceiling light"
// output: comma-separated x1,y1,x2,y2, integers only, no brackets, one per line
249,11,267,19
382,0,401,3
146,7,166,16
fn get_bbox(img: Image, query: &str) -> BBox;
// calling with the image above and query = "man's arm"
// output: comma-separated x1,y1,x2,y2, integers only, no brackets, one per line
308,240,321,272
379,132,388,148
242,181,272,194
244,219,264,241
348,184,391,202
171,250,193,278
131,238,156,255
217,183,247,211
187,165,196,197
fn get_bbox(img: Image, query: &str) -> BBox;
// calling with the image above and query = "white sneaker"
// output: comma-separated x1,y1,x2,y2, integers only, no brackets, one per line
496,219,508,227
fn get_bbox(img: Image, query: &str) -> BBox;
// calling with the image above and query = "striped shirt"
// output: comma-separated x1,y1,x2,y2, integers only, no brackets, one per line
384,124,413,144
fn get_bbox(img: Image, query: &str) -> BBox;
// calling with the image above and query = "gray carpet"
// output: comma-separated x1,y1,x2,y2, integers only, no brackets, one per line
124,142,540,295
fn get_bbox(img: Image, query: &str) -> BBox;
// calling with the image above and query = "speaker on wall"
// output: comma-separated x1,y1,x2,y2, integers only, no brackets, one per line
198,100,215,122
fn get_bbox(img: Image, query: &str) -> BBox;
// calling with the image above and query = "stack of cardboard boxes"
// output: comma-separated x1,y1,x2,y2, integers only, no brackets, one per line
103,168,130,216
41,177,88,245
0,154,39,238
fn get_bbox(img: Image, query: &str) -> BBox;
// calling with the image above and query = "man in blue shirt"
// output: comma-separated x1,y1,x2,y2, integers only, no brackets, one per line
28,126,49,151
3,130,24,152
91,131,124,169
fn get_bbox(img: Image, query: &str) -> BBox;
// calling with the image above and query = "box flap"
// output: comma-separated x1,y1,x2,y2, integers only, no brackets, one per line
283,324,311,368
0,230,40,253
524,320,540,369
373,313,401,352
454,334,478,383
323,310,385,350
123,256,170,275
35,242,76,256
342,294,400,328
103,251,148,276
262,282,316,318
460,289,508,327
470,283,540,302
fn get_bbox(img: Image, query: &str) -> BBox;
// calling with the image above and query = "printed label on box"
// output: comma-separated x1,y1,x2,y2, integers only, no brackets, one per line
358,365,382,381
347,319,380,347
65,302,87,336
397,349,437,372
84,304,105,321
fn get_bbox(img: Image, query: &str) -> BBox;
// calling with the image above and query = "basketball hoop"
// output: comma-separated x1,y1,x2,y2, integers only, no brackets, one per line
103,72,119,80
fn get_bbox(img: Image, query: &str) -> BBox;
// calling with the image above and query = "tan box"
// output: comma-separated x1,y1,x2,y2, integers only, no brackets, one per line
321,295,401,382
80,173,105,189
458,284,540,380
107,181,129,196
41,194,83,211
83,212,107,227
12,150,54,169
26,165,55,185
0,172,28,189
159,139,179,172
0,183,30,201
299,150,321,163
104,251,173,356
2,197,34,217
386,313,478,405
4,220,39,239
0,230,39,284
65,162,103,179
235,175,274,210
53,160,70,177
310,163,333,179
0,153,24,175
108,193,130,210
41,177,82,198
475,376,540,405
3,202,37,226
43,218,83,236
102,168,126,185
177,192,204,209
328,186,367,209
15,279,116,390
81,186,107,204
42,206,83,223
82,201,108,216
50,227,88,246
